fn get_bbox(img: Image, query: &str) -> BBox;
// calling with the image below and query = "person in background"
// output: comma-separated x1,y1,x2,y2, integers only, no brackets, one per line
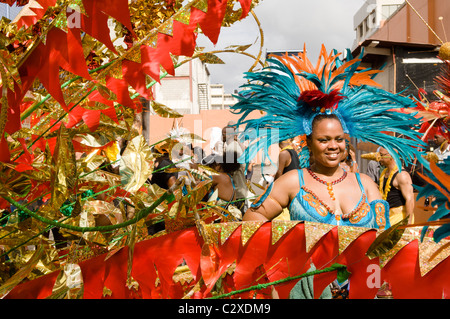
147,147,178,235
222,123,248,214
378,147,415,225
210,126,223,155
191,146,205,170
245,159,255,181
365,147,382,185
274,139,300,180
340,141,358,173
202,151,243,220
150,148,178,190
433,133,450,163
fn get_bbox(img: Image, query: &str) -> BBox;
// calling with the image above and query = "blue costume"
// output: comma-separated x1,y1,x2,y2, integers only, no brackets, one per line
251,169,390,229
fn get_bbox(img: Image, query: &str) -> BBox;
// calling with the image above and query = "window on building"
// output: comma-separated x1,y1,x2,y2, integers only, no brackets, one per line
369,10,376,28
381,4,401,20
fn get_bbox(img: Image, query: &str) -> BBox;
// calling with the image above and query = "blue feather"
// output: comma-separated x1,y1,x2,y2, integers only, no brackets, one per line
416,160,450,242
231,48,426,175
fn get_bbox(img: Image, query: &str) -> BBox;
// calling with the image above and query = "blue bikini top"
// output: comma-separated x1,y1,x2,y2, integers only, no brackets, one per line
251,169,390,229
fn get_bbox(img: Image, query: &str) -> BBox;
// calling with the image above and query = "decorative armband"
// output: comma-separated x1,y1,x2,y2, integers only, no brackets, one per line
370,199,390,230
250,182,274,209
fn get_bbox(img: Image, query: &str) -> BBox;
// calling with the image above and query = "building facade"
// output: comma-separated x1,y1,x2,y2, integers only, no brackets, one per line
353,0,406,48
210,84,238,110
352,0,447,98
351,0,448,174
151,58,211,115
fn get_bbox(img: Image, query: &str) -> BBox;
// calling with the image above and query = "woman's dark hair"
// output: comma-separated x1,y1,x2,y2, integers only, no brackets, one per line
221,151,241,174
306,113,343,140
202,151,241,174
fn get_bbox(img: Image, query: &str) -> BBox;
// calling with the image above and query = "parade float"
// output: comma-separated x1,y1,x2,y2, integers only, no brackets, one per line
0,0,450,300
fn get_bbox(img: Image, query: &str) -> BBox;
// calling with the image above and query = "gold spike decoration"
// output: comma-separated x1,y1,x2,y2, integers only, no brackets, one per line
338,226,370,254
241,221,265,247
304,222,335,253
219,222,241,246
271,220,299,245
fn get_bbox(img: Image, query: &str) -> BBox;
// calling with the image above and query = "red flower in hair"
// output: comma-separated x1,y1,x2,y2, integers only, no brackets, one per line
298,89,344,110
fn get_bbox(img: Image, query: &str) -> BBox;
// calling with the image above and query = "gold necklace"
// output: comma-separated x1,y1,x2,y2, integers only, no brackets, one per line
379,167,398,200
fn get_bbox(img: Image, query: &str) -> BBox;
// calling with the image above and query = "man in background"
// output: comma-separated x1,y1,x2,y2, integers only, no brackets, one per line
274,139,300,180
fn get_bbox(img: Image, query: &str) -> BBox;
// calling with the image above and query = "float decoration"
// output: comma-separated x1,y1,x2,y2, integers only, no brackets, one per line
3,221,450,299
0,0,263,297
1,0,450,300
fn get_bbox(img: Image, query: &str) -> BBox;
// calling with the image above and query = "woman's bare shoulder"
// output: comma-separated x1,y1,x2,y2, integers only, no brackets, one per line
357,172,382,200
277,168,301,183
357,172,377,184
271,169,301,196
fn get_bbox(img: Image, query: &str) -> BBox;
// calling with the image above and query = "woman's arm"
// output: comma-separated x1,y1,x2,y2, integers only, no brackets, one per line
396,171,415,223
243,170,299,221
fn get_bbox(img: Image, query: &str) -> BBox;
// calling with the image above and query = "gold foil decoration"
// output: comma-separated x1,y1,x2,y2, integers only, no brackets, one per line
68,0,86,15
0,93,9,152
83,200,124,225
104,141,119,162
50,263,83,299
172,265,194,285
119,135,154,193
125,46,142,64
197,53,225,64
304,221,335,253
204,223,222,246
150,100,183,118
103,286,113,297
193,0,208,13
146,34,158,48
219,222,241,245
174,6,191,25
366,216,408,260
105,60,123,80
50,124,77,212
338,226,370,254
418,234,450,276
271,220,299,245
241,221,264,246
49,270,70,299
158,17,174,37
0,245,45,298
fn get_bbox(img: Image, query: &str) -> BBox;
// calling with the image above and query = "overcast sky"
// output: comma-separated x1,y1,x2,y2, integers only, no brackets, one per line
197,0,367,93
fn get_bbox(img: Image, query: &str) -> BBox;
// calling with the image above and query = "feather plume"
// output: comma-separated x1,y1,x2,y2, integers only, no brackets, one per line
232,45,425,170
417,160,450,242
298,89,343,109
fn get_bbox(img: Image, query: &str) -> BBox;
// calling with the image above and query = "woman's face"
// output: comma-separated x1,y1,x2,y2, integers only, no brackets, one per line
308,118,346,168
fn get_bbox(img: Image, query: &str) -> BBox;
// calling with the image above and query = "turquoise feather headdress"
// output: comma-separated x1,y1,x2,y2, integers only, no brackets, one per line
231,45,426,170
416,159,450,242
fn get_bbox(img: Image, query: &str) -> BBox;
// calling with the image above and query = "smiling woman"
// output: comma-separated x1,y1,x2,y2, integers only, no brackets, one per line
243,113,388,229
233,45,425,229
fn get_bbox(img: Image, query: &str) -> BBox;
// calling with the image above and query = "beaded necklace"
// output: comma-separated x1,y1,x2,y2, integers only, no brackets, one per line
379,167,398,200
306,167,348,201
